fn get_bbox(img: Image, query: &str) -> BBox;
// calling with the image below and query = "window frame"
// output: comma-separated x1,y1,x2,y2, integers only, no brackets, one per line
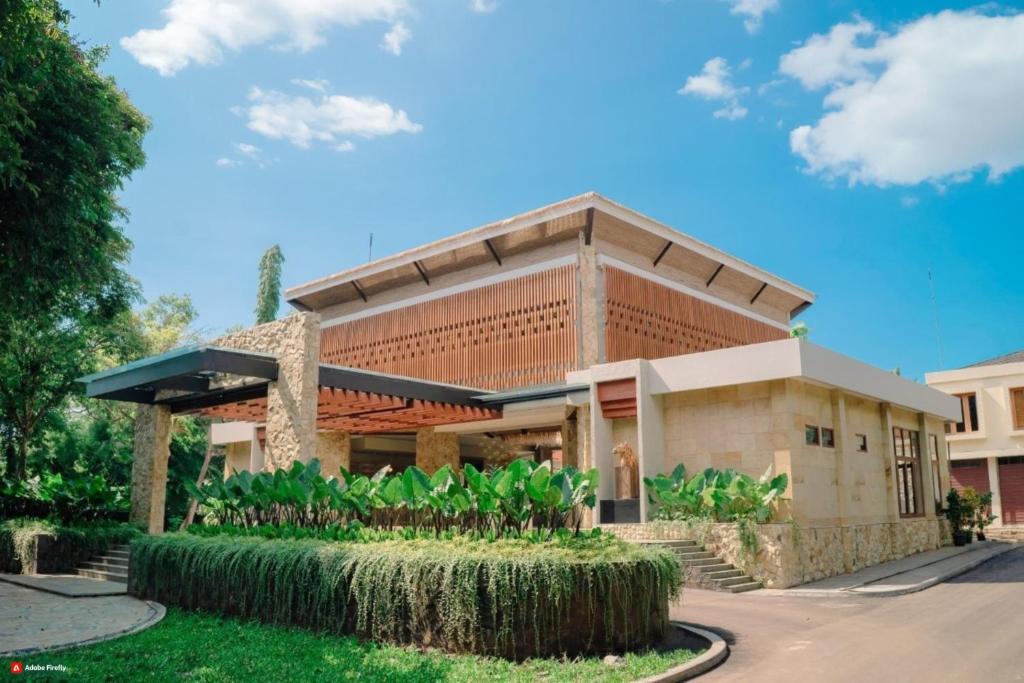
952,392,980,434
805,425,820,446
856,433,868,452
821,427,835,448
892,426,924,518
1010,387,1024,431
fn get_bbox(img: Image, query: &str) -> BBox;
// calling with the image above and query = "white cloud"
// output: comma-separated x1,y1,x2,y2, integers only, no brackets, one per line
381,21,411,55
679,57,749,121
781,10,1024,186
121,0,409,76
291,78,329,93
334,141,356,152
242,85,423,150
470,0,497,13
235,142,261,158
725,0,779,34
900,195,920,208
215,157,240,168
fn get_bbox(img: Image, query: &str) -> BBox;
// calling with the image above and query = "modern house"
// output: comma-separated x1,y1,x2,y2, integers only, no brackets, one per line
79,193,961,584
926,351,1024,528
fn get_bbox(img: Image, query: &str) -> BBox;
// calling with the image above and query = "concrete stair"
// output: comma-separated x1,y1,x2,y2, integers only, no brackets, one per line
641,540,762,593
75,544,129,584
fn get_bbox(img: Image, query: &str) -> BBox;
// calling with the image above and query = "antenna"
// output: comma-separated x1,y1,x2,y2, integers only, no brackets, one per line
368,232,374,262
928,268,945,369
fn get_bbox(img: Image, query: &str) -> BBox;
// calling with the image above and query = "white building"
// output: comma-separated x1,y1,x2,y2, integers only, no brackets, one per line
925,350,1024,528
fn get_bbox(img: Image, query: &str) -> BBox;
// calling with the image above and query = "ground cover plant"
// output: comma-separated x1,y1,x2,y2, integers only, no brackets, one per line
0,517,139,573
185,458,598,538
26,607,701,683
643,464,788,523
129,532,680,659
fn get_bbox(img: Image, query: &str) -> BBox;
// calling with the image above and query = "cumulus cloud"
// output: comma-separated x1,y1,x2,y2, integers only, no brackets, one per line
781,10,1024,186
470,0,497,13
291,78,329,92
215,157,240,168
241,84,423,151
121,0,409,76
679,57,749,121
381,21,411,55
235,142,261,158
725,0,779,34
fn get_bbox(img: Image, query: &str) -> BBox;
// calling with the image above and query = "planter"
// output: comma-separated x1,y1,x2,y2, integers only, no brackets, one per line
977,531,986,541
952,530,971,546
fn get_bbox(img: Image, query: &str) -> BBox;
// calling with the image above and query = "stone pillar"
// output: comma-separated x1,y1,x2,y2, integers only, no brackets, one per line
316,430,352,477
560,407,578,469
880,403,900,522
987,457,1003,528
831,390,849,526
917,412,937,518
415,427,460,473
578,232,602,369
131,404,172,534
636,363,663,522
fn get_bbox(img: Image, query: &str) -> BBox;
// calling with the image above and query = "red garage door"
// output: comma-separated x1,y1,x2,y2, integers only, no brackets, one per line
950,458,990,494
998,457,1024,525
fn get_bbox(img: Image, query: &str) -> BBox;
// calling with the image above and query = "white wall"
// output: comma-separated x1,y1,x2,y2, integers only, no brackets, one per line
926,363,1024,460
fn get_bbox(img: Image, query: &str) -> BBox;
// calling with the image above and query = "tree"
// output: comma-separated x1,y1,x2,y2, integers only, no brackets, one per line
0,0,149,478
255,245,285,324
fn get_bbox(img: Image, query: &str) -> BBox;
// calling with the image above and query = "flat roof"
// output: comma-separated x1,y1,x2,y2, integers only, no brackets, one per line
285,192,816,316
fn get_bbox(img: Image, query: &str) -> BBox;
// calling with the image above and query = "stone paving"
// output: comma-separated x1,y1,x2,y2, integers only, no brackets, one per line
0,581,164,656
0,573,126,597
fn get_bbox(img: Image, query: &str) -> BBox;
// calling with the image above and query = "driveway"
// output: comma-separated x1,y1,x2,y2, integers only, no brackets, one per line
673,547,1024,683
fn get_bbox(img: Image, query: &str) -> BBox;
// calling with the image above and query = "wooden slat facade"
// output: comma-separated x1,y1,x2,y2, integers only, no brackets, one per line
603,266,787,363
320,265,578,390
597,378,637,419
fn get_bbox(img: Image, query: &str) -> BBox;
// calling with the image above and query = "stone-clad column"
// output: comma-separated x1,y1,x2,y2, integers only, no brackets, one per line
578,231,602,369
415,427,460,473
316,430,352,477
560,407,578,469
131,404,172,534
917,412,937,518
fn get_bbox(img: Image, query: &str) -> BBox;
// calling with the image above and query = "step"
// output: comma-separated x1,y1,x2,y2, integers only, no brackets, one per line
104,549,130,559
674,550,715,561
703,568,745,581
80,558,128,571
714,575,754,588
697,562,735,574
681,557,723,568
726,581,763,593
76,568,127,583
641,540,698,549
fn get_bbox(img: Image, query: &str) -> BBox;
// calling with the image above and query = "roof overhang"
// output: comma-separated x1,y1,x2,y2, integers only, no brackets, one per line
78,347,505,434
568,339,962,421
284,192,816,317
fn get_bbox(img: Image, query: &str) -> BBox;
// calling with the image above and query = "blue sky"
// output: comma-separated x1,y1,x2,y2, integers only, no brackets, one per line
67,0,1024,382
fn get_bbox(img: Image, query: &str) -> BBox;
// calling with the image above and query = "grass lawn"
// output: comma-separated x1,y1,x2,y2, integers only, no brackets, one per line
25,608,701,682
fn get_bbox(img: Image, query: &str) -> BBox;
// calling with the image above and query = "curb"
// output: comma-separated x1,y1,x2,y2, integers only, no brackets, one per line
633,622,729,683
847,543,1017,597
0,601,166,657
0,574,127,599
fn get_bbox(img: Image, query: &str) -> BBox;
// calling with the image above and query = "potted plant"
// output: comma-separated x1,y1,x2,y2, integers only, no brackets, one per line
945,489,972,546
963,488,997,541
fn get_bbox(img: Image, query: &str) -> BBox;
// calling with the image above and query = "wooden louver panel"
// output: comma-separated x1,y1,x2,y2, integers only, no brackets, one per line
603,266,787,363
320,265,578,390
597,378,637,419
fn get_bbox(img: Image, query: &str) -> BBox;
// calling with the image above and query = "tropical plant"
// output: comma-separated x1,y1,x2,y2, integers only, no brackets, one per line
0,471,129,524
184,457,599,539
643,464,788,523
961,486,996,539
255,245,284,324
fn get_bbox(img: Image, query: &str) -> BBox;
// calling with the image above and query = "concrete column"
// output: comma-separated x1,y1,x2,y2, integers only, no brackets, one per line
131,404,172,534
577,403,592,470
590,388,615,520
316,430,352,477
560,407,578,469
636,363,663,522
987,457,1003,528
415,427,460,473
936,430,952,504
917,412,937,518
578,232,602,368
830,390,850,526
880,402,900,522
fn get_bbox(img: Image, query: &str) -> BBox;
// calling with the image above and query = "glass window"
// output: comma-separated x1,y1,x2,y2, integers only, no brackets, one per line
1011,388,1024,430
953,393,979,433
805,425,820,446
856,434,868,452
821,427,835,448
892,427,923,517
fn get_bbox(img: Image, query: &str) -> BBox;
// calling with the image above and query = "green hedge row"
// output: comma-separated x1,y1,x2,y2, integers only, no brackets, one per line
129,533,681,659
0,518,141,574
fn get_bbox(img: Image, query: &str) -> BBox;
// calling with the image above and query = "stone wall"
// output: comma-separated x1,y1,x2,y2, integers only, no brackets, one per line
602,518,952,588
131,404,172,533
212,313,321,469
316,430,351,477
415,427,460,473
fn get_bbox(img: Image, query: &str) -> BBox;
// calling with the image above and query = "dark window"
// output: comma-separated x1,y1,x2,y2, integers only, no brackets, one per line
805,425,820,445
856,434,868,452
929,434,941,506
821,427,835,448
953,393,980,433
1011,388,1024,430
893,427,923,517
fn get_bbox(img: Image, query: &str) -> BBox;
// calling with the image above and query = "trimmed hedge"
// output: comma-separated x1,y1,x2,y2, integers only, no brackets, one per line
129,533,681,659
0,518,141,574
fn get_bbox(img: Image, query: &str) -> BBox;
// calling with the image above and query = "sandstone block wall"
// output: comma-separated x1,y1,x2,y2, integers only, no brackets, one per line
131,404,172,533
316,430,352,477
415,427,460,473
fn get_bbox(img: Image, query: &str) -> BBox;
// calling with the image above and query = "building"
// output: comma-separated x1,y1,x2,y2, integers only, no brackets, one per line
80,193,960,584
926,351,1024,528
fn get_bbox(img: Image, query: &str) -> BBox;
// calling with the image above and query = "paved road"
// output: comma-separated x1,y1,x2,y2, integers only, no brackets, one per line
673,547,1024,683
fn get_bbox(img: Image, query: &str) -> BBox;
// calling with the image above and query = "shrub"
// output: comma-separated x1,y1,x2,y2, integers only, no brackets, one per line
643,464,788,523
186,458,599,539
0,518,140,574
0,471,130,524
129,532,680,659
